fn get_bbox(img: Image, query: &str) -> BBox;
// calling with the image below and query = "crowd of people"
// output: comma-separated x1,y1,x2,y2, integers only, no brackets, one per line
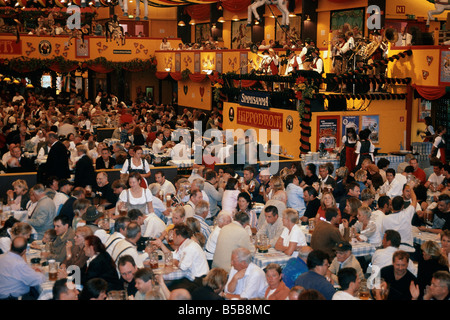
0,85,449,301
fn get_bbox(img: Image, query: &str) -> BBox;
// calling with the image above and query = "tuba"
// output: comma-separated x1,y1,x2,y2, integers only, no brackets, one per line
384,28,399,44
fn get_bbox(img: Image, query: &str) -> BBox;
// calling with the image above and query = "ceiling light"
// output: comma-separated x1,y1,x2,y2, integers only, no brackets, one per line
232,15,239,22
189,19,196,25
178,20,185,27
218,16,225,23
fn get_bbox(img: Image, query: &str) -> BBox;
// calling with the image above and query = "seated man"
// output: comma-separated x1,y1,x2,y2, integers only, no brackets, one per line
310,207,349,260
282,246,313,289
95,147,116,170
117,255,138,298
424,162,445,192
411,270,450,301
151,223,209,284
418,194,450,234
223,247,268,300
44,215,76,263
294,249,336,300
380,250,417,300
332,267,361,300
134,267,156,300
285,174,306,217
327,241,364,285
371,229,417,276
0,236,46,300
409,157,426,185
256,205,284,248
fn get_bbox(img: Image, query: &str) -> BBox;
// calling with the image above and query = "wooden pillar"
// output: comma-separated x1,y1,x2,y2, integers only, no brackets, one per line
405,83,413,149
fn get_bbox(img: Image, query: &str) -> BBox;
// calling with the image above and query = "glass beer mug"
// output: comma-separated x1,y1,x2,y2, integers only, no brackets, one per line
48,259,58,281
257,234,269,253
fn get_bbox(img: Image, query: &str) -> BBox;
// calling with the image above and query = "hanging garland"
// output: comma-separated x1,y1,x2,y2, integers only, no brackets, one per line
181,68,192,81
293,76,318,120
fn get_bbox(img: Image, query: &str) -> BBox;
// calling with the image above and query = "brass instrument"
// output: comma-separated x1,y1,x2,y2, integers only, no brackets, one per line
385,28,399,44
361,40,380,60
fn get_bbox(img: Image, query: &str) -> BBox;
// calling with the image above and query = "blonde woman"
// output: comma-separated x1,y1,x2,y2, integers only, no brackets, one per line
60,225,93,272
315,192,337,221
0,222,33,253
265,176,287,204
417,240,449,295
354,206,381,247
6,179,30,211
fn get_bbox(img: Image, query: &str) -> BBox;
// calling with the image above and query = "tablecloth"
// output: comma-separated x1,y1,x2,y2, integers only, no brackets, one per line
412,226,441,246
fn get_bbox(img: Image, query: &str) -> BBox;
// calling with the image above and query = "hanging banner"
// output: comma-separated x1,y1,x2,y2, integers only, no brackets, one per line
317,116,340,151
361,115,380,144
0,40,22,55
236,106,283,132
239,90,271,109
342,115,359,137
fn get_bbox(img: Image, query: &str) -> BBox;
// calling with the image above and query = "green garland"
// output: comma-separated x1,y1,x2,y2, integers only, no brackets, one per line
181,68,192,81
293,76,318,120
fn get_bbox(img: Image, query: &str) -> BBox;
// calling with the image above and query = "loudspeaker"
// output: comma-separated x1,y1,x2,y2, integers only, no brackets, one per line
326,73,339,92
327,96,347,111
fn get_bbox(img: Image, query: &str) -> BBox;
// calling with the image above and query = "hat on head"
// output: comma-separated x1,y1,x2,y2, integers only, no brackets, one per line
334,241,352,252
58,179,73,188
82,206,104,222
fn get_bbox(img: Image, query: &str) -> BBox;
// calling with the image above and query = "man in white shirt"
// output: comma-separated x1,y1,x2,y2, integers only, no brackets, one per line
152,131,165,154
152,224,209,281
154,171,176,197
371,229,417,276
183,189,203,219
128,206,166,240
381,168,407,198
170,137,191,161
53,180,73,215
204,211,232,266
111,222,147,269
223,247,268,300
381,185,417,252
332,267,361,300
371,195,390,241
424,162,445,190
104,216,130,256
148,183,169,222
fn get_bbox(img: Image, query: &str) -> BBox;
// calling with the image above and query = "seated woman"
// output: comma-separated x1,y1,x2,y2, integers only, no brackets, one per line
191,268,228,300
264,263,290,300
316,192,337,221
0,222,32,254
221,177,240,214
354,206,381,247
416,240,449,298
275,209,307,257
59,226,93,272
236,192,257,234
341,197,361,228
6,179,30,211
354,169,368,197
264,176,287,204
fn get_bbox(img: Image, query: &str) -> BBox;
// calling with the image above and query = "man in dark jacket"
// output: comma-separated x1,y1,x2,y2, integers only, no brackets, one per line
45,132,70,180
74,145,96,188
